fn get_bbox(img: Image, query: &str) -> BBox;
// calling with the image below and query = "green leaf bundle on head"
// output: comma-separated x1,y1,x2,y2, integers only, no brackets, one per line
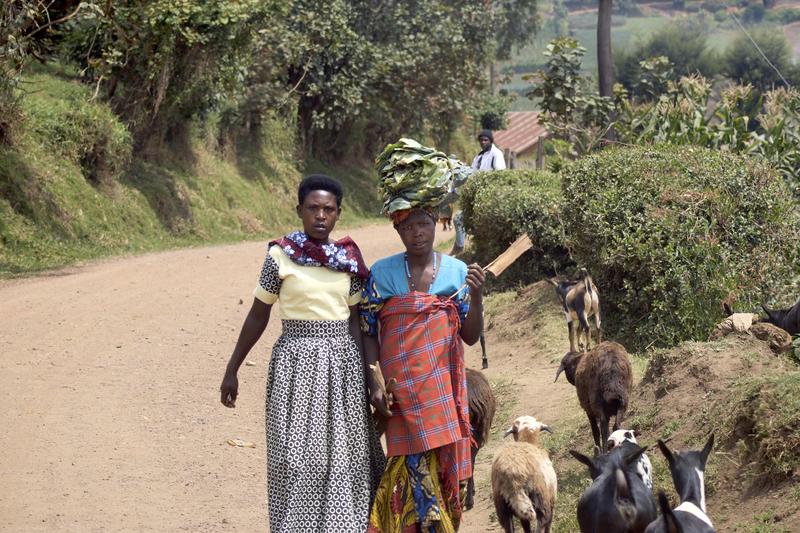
375,137,473,216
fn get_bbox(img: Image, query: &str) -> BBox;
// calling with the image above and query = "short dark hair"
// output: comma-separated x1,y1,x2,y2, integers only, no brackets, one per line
298,175,343,207
477,129,494,142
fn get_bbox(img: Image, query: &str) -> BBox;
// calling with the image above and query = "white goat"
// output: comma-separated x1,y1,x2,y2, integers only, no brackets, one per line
491,416,558,533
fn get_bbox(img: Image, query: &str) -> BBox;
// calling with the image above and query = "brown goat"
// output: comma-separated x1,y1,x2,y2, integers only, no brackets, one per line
465,367,497,510
548,268,602,352
555,341,633,451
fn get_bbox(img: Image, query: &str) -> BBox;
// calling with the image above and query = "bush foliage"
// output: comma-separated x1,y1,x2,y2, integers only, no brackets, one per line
561,145,800,349
459,169,571,288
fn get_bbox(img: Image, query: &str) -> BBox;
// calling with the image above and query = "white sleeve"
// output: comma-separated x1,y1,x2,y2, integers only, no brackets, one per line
493,147,506,170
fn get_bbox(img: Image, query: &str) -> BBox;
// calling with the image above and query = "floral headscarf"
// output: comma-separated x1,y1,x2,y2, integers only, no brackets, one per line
269,231,369,279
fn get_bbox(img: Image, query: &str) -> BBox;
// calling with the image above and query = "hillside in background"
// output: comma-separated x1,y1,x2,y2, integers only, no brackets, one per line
504,0,800,110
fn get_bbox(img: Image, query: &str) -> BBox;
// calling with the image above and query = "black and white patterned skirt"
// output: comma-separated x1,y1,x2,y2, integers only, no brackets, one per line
265,319,385,533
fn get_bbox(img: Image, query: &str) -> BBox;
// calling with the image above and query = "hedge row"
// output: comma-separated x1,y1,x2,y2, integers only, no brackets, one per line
460,145,800,349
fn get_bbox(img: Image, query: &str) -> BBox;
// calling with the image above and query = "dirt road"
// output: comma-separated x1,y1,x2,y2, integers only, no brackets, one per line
0,222,572,532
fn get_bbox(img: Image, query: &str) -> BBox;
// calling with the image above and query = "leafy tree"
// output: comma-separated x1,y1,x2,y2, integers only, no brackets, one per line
1,1,89,143
61,0,281,151
615,21,718,95
494,0,542,61
527,38,613,153
723,28,793,92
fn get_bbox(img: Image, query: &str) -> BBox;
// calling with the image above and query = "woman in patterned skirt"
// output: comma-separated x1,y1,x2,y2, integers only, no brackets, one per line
220,175,385,532
361,207,485,532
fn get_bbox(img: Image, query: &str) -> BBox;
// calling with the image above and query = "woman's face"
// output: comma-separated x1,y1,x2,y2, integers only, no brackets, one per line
297,190,340,242
395,210,436,257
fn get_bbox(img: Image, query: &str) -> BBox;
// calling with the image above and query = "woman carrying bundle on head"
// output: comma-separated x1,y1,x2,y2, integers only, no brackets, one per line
364,140,486,532
219,175,385,533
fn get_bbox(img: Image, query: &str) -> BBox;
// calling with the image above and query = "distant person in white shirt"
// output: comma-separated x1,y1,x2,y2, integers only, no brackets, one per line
451,130,506,255
470,129,506,171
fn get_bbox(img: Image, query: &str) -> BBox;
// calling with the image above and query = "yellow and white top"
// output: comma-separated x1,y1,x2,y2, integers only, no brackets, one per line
253,245,363,321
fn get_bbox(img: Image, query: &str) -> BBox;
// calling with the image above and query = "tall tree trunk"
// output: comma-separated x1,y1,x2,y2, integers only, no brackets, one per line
597,0,613,98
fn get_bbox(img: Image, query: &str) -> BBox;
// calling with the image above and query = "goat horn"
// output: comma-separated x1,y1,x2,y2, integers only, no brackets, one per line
541,425,553,434
503,427,514,438
554,364,565,383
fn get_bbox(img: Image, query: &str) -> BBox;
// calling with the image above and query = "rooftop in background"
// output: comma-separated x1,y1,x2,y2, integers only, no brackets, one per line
493,112,548,155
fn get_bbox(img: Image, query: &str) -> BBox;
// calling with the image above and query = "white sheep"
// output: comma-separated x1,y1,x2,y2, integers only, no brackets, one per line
491,415,558,533
607,429,653,491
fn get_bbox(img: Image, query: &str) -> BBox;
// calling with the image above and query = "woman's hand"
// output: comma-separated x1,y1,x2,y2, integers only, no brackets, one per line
368,376,394,418
465,263,486,298
220,371,239,408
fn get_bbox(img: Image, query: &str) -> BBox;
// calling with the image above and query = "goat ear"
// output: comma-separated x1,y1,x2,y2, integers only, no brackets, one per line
624,445,648,467
657,492,681,533
569,450,594,470
700,434,715,465
657,439,675,465
762,304,775,321
554,363,565,383
723,302,733,316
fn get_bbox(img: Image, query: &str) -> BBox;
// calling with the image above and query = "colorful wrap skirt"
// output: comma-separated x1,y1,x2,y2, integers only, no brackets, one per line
266,319,385,533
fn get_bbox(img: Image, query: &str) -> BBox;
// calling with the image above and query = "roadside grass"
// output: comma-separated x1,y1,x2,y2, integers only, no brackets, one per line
0,66,382,277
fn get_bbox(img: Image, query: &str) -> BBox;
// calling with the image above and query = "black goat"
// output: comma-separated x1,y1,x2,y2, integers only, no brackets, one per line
571,442,657,533
464,367,496,510
761,296,800,335
644,435,716,533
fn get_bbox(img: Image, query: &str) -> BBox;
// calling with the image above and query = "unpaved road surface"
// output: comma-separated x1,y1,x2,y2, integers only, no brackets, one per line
1,222,571,532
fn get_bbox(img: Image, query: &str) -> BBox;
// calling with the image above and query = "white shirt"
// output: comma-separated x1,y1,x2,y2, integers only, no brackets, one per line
471,144,506,171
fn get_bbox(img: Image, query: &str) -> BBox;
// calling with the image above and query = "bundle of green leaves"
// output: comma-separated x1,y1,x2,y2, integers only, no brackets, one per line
375,138,471,215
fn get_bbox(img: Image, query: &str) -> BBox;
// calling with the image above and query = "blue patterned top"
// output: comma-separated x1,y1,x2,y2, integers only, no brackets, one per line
360,253,470,336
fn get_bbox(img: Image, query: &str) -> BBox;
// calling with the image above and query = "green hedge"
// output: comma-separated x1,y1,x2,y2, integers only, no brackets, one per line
562,145,800,349
460,169,571,288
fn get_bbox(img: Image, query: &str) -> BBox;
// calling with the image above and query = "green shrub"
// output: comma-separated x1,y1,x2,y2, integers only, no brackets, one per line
460,169,571,288
561,145,800,349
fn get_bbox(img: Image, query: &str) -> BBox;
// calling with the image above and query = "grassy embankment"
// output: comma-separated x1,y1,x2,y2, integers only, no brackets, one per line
503,2,800,111
0,64,382,277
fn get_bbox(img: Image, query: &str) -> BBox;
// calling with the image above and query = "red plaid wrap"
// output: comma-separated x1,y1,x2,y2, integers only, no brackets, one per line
378,292,472,481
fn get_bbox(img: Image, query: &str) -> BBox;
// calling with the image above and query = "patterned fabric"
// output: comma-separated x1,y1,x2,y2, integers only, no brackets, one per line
266,319,386,533
255,246,364,319
360,253,469,337
269,231,369,278
368,450,461,533
378,293,472,482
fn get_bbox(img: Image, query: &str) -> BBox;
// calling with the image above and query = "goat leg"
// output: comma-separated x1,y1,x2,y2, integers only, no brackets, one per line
578,312,591,351
568,321,576,353
600,414,610,452
614,405,627,432
588,415,601,449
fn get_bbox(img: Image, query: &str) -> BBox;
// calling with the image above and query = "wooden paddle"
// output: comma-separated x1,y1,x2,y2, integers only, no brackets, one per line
448,234,533,300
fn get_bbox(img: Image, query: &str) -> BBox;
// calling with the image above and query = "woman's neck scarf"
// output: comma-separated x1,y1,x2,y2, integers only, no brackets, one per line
269,231,369,279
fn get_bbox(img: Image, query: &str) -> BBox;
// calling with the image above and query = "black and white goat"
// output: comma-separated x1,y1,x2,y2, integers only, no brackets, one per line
608,429,653,492
548,268,601,353
761,295,800,336
644,435,716,533
571,442,657,533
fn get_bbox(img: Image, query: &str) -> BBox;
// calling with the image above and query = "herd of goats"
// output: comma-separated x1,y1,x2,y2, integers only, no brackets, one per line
458,269,800,533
